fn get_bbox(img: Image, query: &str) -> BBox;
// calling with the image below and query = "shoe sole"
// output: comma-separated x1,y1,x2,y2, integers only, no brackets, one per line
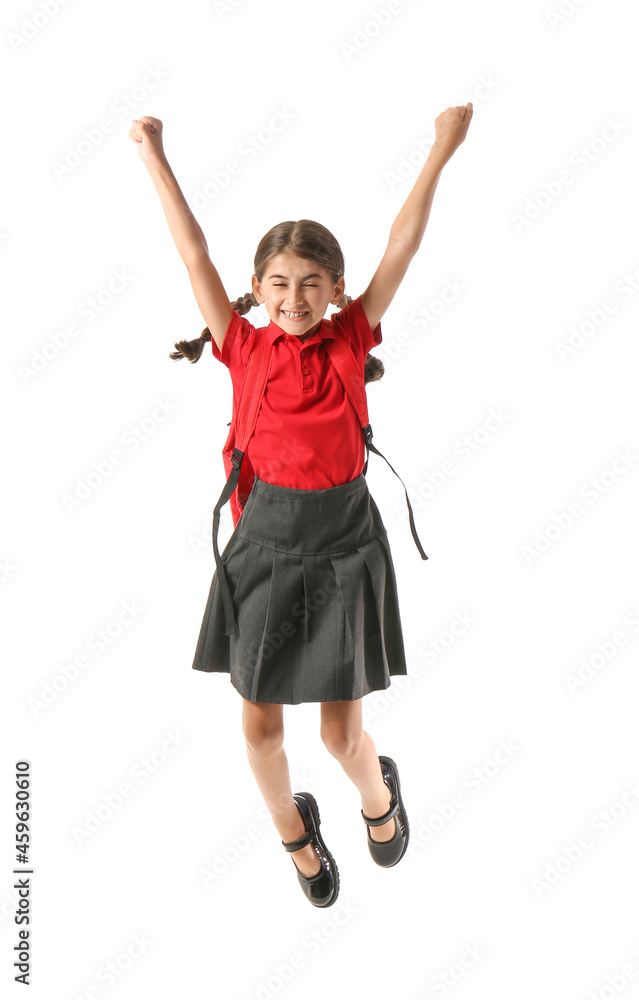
377,755,410,866
295,792,341,907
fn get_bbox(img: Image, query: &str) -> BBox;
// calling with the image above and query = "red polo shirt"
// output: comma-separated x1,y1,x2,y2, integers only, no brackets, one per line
211,294,382,489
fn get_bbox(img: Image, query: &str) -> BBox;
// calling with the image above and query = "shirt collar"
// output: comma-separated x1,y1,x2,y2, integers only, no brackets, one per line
266,315,335,347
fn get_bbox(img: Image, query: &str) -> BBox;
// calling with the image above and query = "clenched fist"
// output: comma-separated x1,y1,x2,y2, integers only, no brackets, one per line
434,103,474,159
128,116,165,163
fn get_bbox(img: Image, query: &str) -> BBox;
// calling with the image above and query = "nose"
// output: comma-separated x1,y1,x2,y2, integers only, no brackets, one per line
288,285,304,309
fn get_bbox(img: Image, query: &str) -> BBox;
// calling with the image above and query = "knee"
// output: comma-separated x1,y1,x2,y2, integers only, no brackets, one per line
320,719,362,760
242,710,284,757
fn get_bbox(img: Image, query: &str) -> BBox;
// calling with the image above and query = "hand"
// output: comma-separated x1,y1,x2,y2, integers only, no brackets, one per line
433,103,473,160
128,116,165,163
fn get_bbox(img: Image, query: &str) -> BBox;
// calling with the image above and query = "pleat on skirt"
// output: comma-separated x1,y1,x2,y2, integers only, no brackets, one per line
191,473,408,704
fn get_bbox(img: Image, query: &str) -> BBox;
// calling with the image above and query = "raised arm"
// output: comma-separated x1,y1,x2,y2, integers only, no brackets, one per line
361,102,473,332
129,116,233,352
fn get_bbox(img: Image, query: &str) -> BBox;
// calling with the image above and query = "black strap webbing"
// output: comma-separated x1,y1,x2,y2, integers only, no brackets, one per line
212,448,243,636
362,424,428,561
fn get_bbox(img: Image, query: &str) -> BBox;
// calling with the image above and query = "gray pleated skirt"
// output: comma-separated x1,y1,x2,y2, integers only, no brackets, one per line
191,473,408,704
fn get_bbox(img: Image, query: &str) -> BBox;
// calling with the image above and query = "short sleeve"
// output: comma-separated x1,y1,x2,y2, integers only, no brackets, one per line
211,308,256,370
330,294,382,358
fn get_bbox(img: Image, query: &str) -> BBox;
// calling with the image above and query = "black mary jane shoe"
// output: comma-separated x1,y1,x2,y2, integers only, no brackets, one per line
361,755,410,868
282,792,340,908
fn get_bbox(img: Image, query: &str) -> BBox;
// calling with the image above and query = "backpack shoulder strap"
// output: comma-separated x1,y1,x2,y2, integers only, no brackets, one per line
324,332,428,562
235,326,274,451
323,334,369,427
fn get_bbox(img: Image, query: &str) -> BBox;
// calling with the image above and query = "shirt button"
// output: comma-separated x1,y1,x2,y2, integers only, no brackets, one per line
302,367,310,375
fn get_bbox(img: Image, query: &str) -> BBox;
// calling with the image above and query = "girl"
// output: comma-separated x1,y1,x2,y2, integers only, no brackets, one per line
129,103,473,908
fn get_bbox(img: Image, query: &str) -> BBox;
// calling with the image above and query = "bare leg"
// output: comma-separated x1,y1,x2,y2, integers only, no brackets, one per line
320,699,397,841
241,698,321,877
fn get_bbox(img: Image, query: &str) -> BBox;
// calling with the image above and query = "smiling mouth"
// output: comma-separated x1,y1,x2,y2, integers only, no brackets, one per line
281,310,308,320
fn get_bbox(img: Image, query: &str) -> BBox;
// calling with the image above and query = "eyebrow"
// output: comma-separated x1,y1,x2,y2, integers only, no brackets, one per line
267,273,324,280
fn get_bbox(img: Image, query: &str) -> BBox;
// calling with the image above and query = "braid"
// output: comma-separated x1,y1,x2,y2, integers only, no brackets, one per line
169,327,210,362
364,352,384,384
169,291,258,362
333,292,383,384
231,291,259,316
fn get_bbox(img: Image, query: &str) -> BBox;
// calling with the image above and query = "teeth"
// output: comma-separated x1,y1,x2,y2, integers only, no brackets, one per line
283,311,307,317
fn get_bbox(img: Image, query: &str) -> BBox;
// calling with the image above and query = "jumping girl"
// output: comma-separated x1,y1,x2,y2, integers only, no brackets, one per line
129,103,473,907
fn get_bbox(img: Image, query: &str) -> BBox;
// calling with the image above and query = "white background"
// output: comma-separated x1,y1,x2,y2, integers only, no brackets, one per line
3,0,639,997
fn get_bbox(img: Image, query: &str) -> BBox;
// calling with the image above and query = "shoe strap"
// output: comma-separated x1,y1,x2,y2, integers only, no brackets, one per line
282,830,312,852
361,795,399,827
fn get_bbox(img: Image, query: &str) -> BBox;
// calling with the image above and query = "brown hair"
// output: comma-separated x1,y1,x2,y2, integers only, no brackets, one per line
170,219,384,384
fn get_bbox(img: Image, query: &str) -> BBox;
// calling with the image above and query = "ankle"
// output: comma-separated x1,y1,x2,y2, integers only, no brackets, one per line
276,799,307,845
361,781,391,820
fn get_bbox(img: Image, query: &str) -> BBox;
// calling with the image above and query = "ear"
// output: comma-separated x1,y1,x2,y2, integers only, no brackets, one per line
330,275,345,305
251,274,265,303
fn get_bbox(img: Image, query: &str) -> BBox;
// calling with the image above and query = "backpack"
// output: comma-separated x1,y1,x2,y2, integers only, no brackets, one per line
211,325,427,635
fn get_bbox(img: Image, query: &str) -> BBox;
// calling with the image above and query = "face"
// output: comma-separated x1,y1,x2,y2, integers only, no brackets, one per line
252,253,345,339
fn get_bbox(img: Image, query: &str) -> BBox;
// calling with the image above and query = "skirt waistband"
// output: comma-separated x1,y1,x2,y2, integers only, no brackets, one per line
236,473,387,555
249,473,368,504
